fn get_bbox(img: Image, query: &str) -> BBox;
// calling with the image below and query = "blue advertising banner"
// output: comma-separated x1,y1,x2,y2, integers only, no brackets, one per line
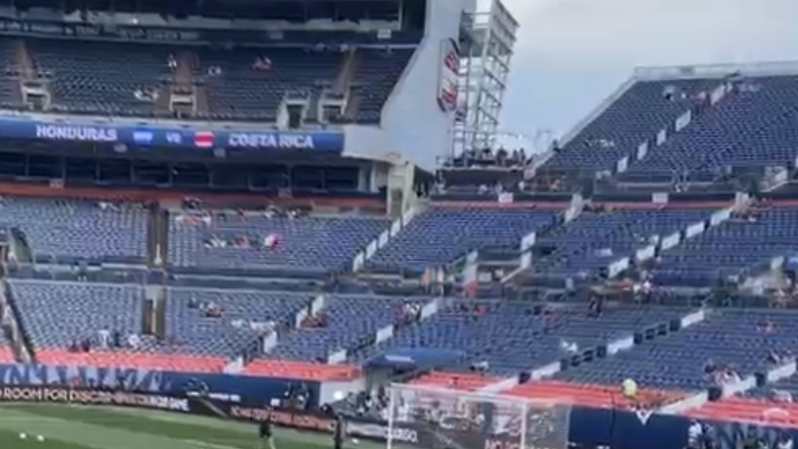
159,371,318,404
0,364,317,405
570,404,796,449
0,117,344,153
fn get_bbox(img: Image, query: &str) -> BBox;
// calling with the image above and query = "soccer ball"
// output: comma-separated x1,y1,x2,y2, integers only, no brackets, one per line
37,435,45,442
19,433,26,439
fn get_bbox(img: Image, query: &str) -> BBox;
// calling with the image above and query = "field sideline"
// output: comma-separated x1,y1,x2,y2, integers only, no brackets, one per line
0,403,385,449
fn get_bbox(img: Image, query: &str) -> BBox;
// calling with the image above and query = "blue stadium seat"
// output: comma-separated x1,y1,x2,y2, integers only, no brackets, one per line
542,79,721,172
0,197,147,264
360,303,688,375
168,213,389,271
367,206,559,273
555,309,792,391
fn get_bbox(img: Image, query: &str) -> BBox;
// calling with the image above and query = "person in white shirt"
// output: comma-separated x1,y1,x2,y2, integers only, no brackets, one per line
777,434,793,449
560,340,578,354
687,420,703,449
98,329,110,349
774,389,793,403
127,333,141,349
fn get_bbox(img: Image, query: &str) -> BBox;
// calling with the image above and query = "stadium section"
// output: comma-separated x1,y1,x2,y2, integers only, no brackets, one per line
0,1,794,449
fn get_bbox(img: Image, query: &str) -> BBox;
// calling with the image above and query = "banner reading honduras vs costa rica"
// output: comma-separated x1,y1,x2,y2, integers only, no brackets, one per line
0,116,344,152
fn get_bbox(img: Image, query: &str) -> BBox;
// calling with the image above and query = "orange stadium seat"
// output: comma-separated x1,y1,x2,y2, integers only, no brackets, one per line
0,347,16,363
411,372,499,391
507,380,686,409
241,360,360,381
36,349,226,372
688,398,798,424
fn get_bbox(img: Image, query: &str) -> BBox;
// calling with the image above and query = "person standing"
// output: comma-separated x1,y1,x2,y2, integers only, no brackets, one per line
333,413,346,449
259,408,276,449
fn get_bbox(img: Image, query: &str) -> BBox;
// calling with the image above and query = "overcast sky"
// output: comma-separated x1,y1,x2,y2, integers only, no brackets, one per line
481,0,798,152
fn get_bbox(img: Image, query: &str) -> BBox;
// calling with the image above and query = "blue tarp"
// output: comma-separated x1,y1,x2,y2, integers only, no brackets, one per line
366,347,466,370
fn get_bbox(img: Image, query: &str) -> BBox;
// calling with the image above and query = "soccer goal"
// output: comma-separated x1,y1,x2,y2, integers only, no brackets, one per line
385,383,571,449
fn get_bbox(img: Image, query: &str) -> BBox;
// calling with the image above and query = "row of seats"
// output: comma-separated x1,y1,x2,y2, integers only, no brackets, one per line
653,206,798,286
32,349,359,380
9,280,145,349
534,207,717,277
552,309,787,390
0,197,147,263
3,193,797,293
366,206,560,273
540,73,798,188
168,213,389,271
272,294,414,361
361,303,691,375
620,76,798,181
29,39,172,117
20,37,411,122
8,278,418,373
166,288,309,356
1,195,791,289
543,78,721,172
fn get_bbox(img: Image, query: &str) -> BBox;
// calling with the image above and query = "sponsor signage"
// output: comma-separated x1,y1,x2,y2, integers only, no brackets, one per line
0,117,343,153
437,38,460,113
215,403,419,444
0,385,189,412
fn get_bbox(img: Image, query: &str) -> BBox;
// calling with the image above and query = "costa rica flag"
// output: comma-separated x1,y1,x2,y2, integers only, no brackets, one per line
194,131,214,148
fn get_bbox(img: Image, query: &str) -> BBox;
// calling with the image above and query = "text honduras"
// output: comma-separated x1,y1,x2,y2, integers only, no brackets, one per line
36,125,118,142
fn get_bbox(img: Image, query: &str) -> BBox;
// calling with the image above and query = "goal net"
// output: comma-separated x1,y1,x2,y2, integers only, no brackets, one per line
385,383,571,449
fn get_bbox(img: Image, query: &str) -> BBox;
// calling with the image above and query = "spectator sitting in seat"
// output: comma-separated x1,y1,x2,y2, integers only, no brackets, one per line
587,296,603,317
715,367,740,385
97,201,117,211
253,56,272,71
127,333,141,350
112,330,121,348
470,360,490,373
703,358,719,375
264,233,280,249
773,389,793,403
560,339,578,354
98,328,110,349
768,350,783,365
204,302,223,318
400,301,420,323
301,313,326,328
776,433,793,449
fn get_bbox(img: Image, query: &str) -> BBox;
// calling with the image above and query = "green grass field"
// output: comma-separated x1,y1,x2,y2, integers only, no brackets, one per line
0,403,386,449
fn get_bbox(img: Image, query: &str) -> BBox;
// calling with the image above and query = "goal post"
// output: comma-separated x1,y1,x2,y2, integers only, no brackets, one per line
386,383,571,449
